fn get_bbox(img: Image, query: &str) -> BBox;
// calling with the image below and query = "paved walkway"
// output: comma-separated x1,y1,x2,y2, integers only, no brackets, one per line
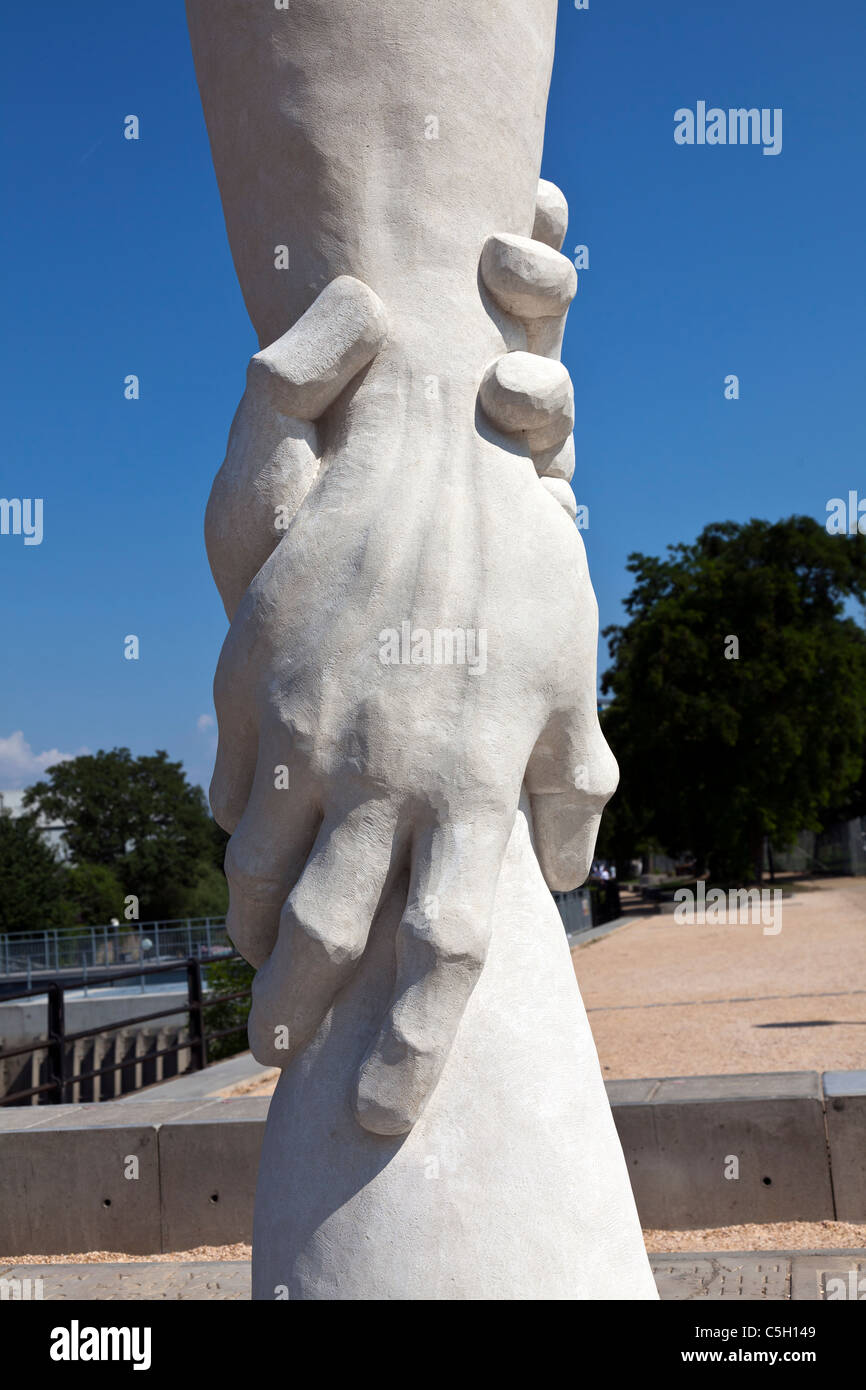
573,877,866,1079
0,1261,251,1300
3,1251,865,1300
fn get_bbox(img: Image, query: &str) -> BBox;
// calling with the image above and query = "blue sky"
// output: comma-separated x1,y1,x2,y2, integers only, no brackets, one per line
1,0,863,798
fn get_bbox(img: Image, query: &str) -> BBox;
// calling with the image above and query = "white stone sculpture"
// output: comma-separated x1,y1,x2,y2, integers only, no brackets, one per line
187,0,658,1299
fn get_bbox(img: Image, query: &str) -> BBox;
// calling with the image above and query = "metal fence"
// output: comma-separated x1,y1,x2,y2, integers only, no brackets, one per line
765,818,866,877
0,957,250,1105
0,918,231,980
552,883,622,934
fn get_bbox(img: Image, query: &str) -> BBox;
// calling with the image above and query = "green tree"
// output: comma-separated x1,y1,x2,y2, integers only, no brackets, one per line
202,954,253,1062
601,518,866,881
0,809,72,932
23,749,223,921
60,861,127,926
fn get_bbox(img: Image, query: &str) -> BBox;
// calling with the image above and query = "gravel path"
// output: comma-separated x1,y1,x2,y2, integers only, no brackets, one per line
573,877,866,1079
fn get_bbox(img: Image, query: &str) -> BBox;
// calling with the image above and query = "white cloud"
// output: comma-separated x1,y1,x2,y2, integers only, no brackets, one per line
0,730,89,791
197,713,215,732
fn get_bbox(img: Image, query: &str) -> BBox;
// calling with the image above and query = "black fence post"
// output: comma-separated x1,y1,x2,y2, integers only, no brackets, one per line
187,957,207,1072
47,982,66,1103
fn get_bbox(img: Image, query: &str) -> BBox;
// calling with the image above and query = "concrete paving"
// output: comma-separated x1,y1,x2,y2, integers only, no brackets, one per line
122,1051,274,1103
0,1261,252,1301
3,1251,864,1300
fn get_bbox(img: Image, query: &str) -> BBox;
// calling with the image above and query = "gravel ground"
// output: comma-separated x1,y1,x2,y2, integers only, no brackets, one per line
574,876,866,1078
0,1244,253,1266
5,1223,866,1266
215,1070,279,1099
643,1221,866,1252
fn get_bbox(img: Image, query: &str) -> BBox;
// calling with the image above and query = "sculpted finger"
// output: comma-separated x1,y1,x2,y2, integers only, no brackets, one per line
533,434,574,482
247,275,388,419
540,476,577,521
209,716,257,835
479,180,577,507
532,178,569,252
529,747,618,891
481,232,576,360
206,275,389,619
479,351,574,453
354,811,511,1136
206,409,319,621
224,755,322,969
480,233,576,324
526,700,619,893
208,619,261,831
247,799,401,1066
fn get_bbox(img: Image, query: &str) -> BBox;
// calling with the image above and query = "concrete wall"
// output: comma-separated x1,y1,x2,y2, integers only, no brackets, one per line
0,1070,862,1254
823,1070,866,1222
609,1072,834,1229
0,1097,268,1255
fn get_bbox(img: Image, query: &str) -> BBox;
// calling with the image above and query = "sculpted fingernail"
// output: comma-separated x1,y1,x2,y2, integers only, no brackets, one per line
480,233,576,320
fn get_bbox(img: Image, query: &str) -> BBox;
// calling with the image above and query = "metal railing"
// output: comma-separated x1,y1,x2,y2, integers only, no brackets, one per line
0,957,250,1106
0,918,230,980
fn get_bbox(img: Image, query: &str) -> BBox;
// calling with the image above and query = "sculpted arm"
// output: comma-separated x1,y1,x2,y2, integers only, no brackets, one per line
189,0,616,1133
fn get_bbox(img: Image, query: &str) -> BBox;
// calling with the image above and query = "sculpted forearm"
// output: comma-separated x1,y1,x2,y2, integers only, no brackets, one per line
186,0,557,346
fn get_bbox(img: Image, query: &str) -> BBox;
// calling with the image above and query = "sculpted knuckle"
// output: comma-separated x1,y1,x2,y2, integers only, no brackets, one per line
284,899,365,965
225,840,277,899
408,909,488,972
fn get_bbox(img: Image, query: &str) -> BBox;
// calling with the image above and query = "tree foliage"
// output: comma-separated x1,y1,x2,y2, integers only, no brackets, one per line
21,748,228,923
600,517,866,880
0,809,71,932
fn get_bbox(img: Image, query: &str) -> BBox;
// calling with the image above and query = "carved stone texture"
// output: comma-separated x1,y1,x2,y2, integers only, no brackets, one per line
186,0,657,1299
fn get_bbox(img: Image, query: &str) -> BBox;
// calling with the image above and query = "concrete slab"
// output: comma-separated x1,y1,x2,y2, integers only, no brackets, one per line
654,1249,866,1301
823,1072,866,1220
29,1100,213,1130
158,1113,265,1250
612,1072,833,1228
0,1261,251,1300
790,1252,866,1301
653,1071,821,1103
4,1251,864,1300
605,1078,660,1105
651,1253,791,1300
0,1105,84,1130
0,1125,162,1256
166,1097,271,1123
124,1051,272,1103
824,1069,866,1096
5,1071,862,1250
